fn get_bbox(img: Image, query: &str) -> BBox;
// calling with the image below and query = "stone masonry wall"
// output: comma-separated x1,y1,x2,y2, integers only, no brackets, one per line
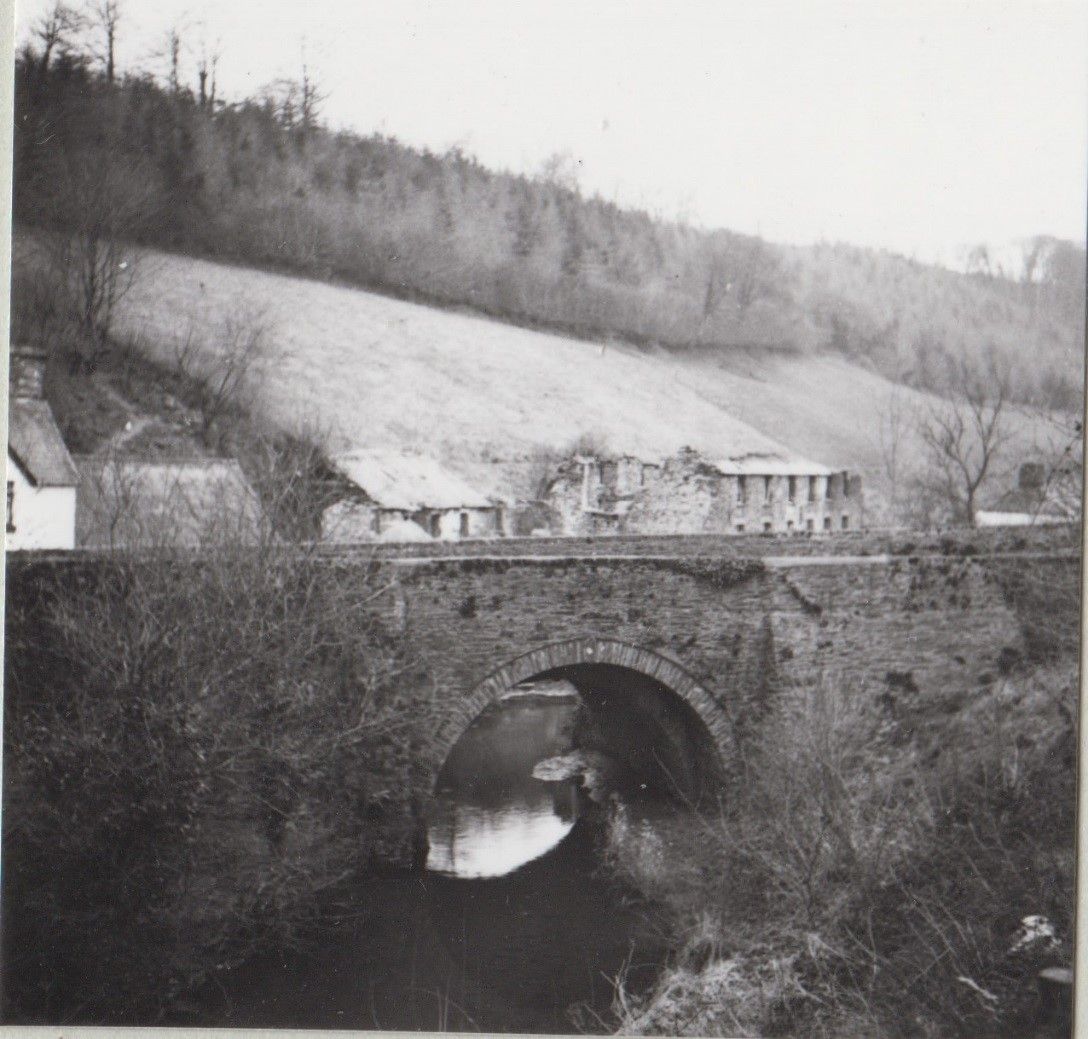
5,535,1075,867
543,452,866,535
385,553,1031,775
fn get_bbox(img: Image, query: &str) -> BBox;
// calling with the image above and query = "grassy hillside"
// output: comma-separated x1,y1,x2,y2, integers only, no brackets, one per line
13,49,1085,412
53,242,1044,517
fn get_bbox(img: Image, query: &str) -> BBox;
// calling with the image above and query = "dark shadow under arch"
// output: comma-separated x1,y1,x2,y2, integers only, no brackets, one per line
434,637,733,802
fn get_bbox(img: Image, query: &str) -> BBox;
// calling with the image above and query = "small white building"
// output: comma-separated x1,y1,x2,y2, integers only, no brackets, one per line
322,450,503,543
975,462,1078,528
6,346,79,550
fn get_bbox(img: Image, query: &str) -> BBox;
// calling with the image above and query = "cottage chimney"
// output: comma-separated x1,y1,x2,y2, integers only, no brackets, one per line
1019,462,1044,492
10,345,46,400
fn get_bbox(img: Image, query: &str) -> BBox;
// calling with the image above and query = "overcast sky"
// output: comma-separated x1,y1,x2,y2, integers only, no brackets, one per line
14,0,1088,267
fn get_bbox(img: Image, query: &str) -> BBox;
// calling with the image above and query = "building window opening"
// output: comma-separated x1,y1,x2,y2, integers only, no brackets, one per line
430,513,442,538
735,521,745,533
459,511,470,538
788,476,797,503
842,514,850,530
6,481,13,534
736,475,746,505
763,475,772,502
786,520,795,531
808,476,817,502
823,515,832,531
806,517,814,532
762,520,772,532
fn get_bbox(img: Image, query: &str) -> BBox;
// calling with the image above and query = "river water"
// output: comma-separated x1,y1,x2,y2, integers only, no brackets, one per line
198,684,668,1033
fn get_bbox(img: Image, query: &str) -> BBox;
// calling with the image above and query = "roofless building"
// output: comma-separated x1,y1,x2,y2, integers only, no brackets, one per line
545,446,862,536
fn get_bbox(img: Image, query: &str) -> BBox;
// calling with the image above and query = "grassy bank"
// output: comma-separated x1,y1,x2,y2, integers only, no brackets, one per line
601,644,1077,1035
14,52,1084,409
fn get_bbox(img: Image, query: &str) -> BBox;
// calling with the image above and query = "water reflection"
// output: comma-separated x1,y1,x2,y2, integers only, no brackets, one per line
427,681,581,878
176,678,669,1033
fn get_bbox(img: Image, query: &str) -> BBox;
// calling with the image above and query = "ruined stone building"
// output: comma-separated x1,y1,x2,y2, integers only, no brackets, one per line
545,447,863,535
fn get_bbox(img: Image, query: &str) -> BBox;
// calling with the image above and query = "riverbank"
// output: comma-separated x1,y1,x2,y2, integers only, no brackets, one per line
600,658,1077,1037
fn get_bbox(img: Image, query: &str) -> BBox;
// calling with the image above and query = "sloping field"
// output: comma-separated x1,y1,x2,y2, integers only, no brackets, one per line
115,250,1044,501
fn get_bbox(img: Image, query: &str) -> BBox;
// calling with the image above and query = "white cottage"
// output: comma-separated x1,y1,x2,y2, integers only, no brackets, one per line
6,347,78,550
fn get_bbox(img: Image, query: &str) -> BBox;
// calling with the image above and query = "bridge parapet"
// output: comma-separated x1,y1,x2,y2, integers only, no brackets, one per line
348,523,1080,562
5,529,1079,868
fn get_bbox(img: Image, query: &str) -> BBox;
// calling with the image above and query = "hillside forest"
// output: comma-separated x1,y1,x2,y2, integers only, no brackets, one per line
11,13,1086,415
3,8,1082,1037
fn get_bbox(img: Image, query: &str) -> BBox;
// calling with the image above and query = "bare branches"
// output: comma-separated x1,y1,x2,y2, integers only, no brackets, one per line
34,149,157,369
89,0,121,84
171,307,279,449
878,375,911,522
32,1,85,76
262,68,326,133
164,23,182,96
195,28,221,109
916,350,1014,526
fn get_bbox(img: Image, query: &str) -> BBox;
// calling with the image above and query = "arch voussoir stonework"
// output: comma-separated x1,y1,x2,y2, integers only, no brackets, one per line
432,636,734,773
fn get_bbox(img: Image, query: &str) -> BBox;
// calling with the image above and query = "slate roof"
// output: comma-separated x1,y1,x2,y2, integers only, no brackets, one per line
331,450,494,510
75,457,262,548
8,399,79,487
710,452,834,477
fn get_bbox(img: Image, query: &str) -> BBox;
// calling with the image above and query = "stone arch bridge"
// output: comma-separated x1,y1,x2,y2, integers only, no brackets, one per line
5,527,1078,866
358,528,1072,849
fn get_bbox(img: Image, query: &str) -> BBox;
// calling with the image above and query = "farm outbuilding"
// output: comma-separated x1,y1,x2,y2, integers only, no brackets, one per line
74,457,263,549
322,450,503,543
974,462,1079,528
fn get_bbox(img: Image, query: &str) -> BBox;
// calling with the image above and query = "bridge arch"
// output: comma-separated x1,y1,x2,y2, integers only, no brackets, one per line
433,637,734,798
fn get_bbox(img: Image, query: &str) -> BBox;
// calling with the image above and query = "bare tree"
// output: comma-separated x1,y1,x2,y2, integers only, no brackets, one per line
878,377,911,523
1025,408,1083,523
298,51,326,132
242,421,341,540
173,308,279,448
964,243,993,279
32,1,84,76
263,52,326,133
917,350,1013,526
165,24,182,95
89,0,121,84
195,29,221,109
38,151,156,370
